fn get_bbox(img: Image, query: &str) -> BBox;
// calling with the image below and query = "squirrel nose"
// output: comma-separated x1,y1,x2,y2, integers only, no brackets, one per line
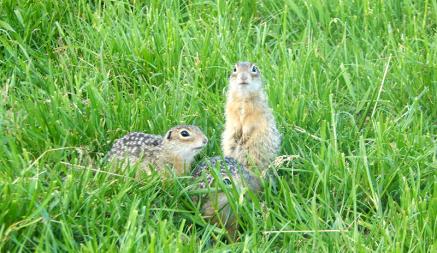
239,73,248,82
203,138,208,145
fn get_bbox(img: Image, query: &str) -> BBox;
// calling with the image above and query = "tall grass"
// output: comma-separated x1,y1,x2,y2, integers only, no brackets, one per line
0,0,436,251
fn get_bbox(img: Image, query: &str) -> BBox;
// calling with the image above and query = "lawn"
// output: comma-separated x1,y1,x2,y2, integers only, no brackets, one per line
0,0,436,251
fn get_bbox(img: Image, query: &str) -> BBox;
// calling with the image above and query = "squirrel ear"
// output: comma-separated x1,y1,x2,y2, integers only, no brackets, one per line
165,130,172,140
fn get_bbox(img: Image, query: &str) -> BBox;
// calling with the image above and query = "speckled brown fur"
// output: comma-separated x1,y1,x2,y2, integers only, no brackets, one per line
107,125,208,176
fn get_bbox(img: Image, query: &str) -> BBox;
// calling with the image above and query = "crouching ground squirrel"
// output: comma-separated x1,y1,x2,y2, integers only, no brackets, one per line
222,62,281,171
107,125,208,176
191,156,261,238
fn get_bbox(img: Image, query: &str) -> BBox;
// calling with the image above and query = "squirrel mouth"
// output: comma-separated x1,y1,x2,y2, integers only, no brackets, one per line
193,146,205,150
239,82,249,85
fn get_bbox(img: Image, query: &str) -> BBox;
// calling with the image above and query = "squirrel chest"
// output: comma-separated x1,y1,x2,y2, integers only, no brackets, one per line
229,100,267,138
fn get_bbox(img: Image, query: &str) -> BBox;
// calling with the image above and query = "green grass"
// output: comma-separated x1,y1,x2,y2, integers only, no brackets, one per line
0,0,436,251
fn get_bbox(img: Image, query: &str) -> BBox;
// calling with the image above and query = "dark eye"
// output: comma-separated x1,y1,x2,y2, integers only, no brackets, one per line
180,130,190,137
233,67,237,73
251,65,257,73
223,178,232,185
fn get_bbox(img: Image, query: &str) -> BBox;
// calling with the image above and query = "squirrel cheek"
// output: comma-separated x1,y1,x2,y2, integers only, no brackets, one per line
230,79,239,87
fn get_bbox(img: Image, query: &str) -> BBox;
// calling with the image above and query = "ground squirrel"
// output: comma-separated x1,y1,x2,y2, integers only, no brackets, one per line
221,62,281,171
191,156,261,238
107,125,208,176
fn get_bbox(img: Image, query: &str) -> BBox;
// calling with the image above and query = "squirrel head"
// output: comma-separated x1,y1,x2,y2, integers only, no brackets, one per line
162,125,208,162
191,157,262,230
228,61,263,97
191,157,262,208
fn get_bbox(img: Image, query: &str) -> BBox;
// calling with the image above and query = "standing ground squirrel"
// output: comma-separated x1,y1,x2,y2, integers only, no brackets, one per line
191,156,261,238
107,125,208,176
221,62,281,171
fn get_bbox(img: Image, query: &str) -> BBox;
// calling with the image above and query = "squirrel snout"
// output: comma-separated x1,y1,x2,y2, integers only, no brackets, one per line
238,73,249,84
202,137,208,145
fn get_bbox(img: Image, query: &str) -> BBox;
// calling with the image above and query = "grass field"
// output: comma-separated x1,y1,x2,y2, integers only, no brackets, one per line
1,0,436,251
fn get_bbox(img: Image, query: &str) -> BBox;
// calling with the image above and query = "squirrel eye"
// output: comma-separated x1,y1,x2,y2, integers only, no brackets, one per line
223,178,232,185
233,67,237,73
180,130,190,137
251,65,257,73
